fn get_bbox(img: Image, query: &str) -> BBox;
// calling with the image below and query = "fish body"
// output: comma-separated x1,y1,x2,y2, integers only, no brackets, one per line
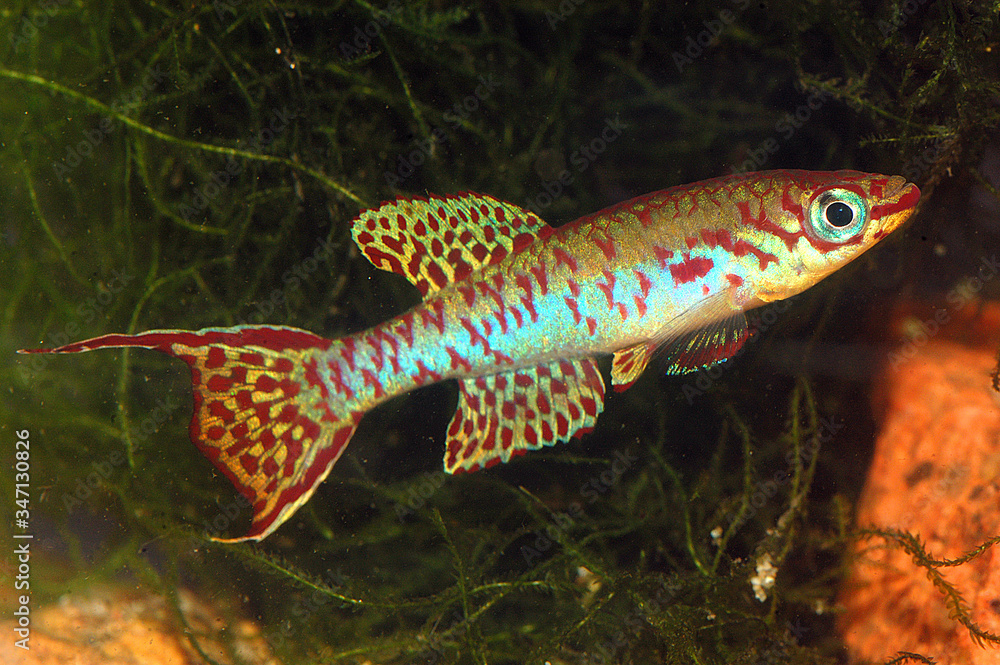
21,169,920,541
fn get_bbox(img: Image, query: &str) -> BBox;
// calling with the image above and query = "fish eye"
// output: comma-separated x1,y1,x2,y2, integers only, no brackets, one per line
808,189,867,242
825,201,854,227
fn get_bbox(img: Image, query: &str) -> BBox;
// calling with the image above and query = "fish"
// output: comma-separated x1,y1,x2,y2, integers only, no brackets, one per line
19,169,920,542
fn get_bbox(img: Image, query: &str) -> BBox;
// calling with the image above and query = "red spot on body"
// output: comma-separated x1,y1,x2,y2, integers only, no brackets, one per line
556,413,569,437
653,245,674,267
564,297,582,324
524,424,538,445
458,284,476,306
594,235,617,261
529,265,548,295
633,269,652,298
520,296,538,323
262,456,279,477
362,369,384,398
669,254,714,285
735,201,796,263
596,270,616,308
417,299,446,333
726,273,744,287
460,317,491,352
426,261,448,290
552,247,578,272
240,352,265,366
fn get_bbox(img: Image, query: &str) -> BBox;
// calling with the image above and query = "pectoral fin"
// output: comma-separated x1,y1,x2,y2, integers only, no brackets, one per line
652,291,750,376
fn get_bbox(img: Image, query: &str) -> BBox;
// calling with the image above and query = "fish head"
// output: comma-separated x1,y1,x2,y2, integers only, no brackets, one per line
747,169,920,303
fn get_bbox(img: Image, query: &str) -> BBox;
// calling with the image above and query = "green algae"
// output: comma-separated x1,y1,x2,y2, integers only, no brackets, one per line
2,1,1000,663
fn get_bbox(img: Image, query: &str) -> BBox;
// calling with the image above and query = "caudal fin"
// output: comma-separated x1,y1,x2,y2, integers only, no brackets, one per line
20,325,360,542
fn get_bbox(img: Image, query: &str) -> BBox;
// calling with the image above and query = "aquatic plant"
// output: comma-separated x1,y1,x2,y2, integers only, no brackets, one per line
2,1,999,663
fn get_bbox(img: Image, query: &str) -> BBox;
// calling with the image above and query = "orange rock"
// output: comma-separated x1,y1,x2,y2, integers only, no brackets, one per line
0,584,282,665
839,302,1000,663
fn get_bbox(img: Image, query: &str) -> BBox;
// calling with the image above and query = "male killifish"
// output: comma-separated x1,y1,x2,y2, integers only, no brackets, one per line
21,170,919,541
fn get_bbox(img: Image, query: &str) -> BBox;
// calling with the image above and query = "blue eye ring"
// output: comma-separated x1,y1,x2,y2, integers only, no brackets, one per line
808,188,868,242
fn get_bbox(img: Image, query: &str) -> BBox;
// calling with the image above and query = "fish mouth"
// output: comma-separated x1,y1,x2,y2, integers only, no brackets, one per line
873,176,921,222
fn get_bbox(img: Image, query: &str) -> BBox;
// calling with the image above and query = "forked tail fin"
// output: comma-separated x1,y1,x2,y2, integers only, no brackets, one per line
20,325,361,542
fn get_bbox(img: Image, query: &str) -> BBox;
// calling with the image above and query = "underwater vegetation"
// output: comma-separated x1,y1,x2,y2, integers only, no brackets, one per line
1,0,999,663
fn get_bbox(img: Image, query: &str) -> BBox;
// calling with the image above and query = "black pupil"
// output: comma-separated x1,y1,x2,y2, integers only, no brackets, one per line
825,201,854,228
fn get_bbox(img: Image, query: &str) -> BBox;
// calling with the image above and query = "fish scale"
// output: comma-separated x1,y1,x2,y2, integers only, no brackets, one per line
21,169,920,541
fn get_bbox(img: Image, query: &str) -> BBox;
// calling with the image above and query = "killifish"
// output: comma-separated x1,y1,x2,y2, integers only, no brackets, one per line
21,169,919,541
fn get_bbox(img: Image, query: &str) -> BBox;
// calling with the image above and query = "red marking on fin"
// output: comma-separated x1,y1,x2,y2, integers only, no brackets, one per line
25,326,362,543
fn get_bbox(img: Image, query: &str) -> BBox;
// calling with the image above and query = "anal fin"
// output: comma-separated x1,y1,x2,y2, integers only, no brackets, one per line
444,357,606,474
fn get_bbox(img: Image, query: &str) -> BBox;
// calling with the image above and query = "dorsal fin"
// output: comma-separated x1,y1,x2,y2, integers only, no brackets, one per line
351,193,554,296
444,357,606,474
